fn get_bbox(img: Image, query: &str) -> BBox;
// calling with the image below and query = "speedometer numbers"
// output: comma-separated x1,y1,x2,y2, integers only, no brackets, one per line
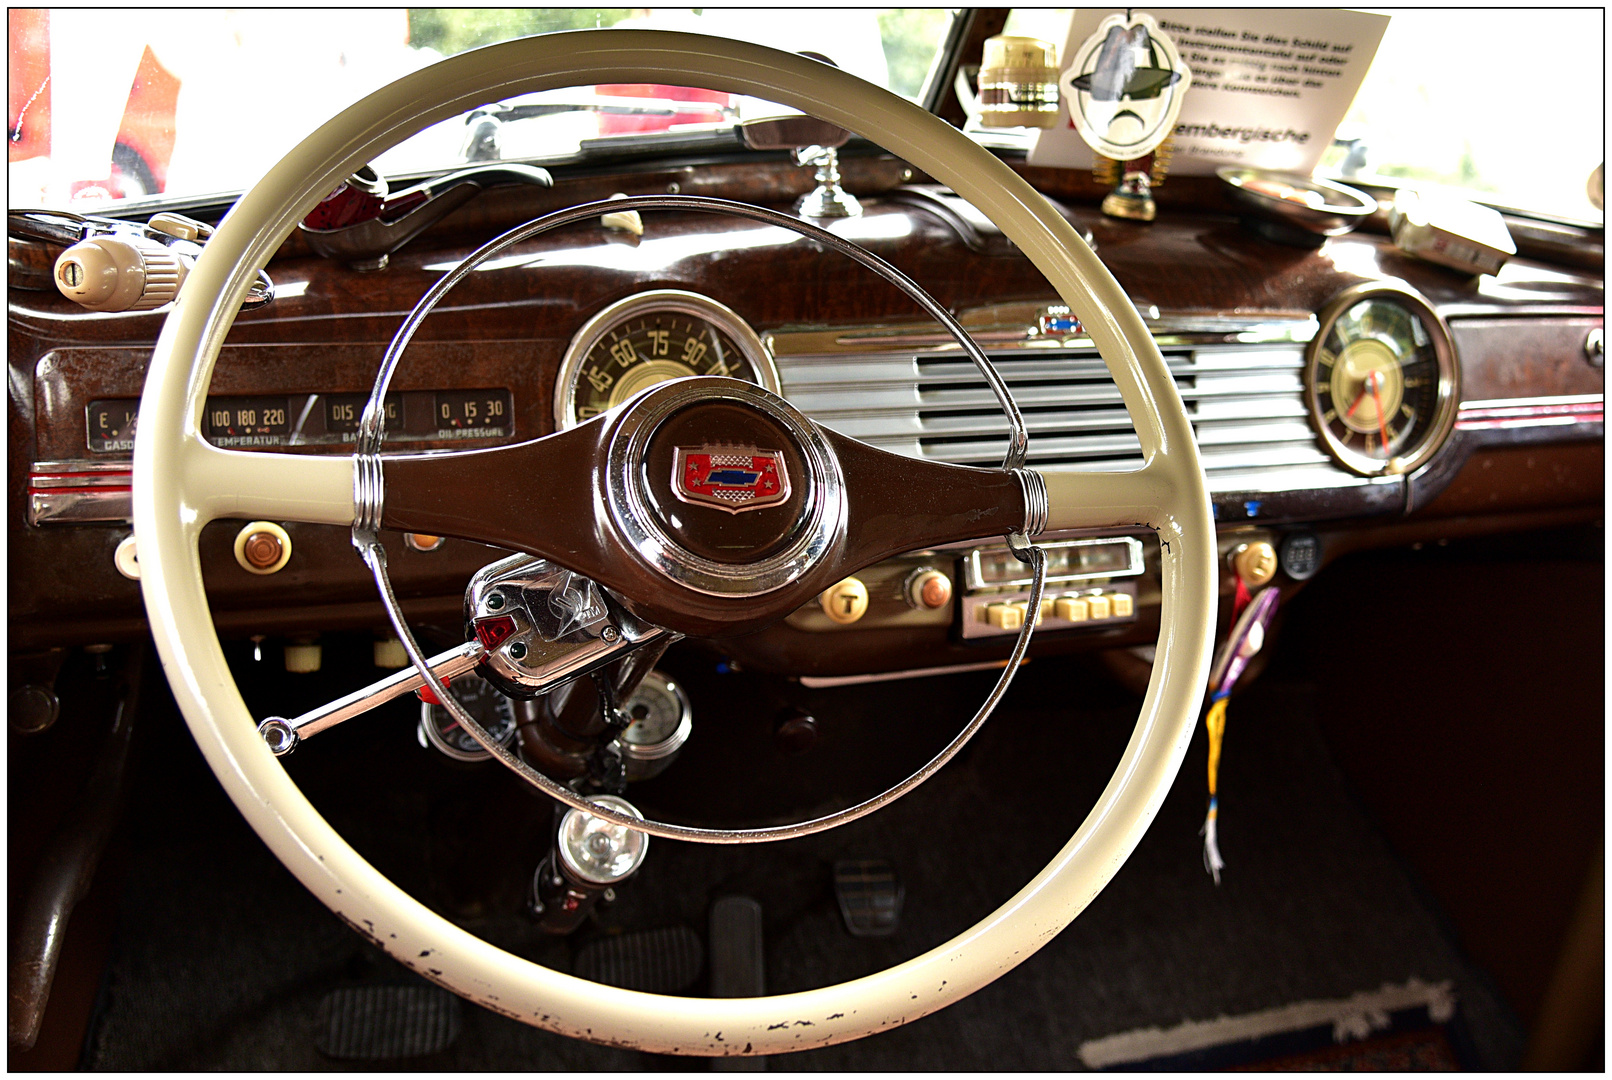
1305,285,1458,476
556,291,779,428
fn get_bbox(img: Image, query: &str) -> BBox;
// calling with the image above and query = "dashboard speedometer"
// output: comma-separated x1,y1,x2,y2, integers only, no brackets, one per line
555,290,779,428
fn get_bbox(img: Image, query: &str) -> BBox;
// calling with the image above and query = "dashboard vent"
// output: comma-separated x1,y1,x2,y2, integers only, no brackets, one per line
774,340,1344,493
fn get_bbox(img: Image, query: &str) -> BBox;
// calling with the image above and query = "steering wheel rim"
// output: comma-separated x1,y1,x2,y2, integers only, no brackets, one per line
135,31,1215,1055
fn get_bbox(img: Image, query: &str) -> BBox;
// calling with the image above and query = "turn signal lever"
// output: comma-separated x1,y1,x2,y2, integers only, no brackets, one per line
298,162,552,270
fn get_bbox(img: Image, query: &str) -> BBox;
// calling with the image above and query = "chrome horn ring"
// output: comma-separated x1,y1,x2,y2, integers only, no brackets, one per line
352,194,1046,844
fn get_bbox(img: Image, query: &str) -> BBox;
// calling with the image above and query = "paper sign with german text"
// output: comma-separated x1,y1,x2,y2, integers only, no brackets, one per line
1029,9,1388,176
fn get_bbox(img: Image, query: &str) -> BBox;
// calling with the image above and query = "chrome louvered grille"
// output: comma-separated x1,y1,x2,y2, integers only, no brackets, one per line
773,330,1354,494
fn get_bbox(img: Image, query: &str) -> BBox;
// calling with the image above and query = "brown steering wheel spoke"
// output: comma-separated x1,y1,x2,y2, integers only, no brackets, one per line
378,380,1030,638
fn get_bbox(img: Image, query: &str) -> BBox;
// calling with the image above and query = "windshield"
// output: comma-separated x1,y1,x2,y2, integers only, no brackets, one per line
7,8,956,210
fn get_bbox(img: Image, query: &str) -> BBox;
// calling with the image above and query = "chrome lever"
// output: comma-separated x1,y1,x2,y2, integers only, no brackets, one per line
298,162,553,271
258,640,485,756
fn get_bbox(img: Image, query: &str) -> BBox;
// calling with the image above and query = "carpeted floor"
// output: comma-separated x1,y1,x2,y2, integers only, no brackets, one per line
82,636,1524,1070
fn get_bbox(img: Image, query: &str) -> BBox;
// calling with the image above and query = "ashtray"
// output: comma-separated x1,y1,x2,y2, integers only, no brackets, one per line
1217,167,1377,247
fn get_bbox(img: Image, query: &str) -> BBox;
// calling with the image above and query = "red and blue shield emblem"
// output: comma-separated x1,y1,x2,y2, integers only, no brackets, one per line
672,446,791,515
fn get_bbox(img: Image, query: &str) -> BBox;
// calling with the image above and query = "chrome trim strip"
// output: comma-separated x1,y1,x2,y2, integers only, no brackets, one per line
31,460,137,475
798,659,1025,688
1460,393,1604,411
29,488,134,525
767,310,1319,357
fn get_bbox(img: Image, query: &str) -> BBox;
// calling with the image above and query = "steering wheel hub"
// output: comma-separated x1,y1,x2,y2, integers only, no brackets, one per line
644,397,809,558
605,377,844,597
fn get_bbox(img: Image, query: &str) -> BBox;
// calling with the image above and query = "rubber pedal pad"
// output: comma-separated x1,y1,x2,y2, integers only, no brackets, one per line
573,924,704,994
314,983,462,1061
833,859,904,937
709,897,766,1072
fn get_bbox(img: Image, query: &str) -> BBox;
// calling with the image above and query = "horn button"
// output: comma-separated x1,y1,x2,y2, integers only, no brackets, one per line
641,402,811,564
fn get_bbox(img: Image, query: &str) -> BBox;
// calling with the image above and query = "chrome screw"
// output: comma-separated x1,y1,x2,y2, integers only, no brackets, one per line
600,626,620,644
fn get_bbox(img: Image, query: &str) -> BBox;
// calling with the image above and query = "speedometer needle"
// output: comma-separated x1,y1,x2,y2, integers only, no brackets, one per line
1367,370,1389,453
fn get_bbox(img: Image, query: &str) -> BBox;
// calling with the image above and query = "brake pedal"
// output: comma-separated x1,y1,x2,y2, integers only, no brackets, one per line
710,896,766,1071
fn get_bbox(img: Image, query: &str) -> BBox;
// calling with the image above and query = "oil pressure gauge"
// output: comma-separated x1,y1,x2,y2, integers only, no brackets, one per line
1305,283,1459,476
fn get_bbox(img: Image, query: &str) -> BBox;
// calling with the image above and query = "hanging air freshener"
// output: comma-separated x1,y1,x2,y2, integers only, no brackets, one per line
1060,11,1192,221
1199,582,1279,883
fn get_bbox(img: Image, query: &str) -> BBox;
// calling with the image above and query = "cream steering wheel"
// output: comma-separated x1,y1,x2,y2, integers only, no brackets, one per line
135,31,1214,1055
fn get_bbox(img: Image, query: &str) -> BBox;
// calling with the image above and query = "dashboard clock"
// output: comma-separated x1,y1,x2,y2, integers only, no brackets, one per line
1305,283,1459,476
554,290,779,428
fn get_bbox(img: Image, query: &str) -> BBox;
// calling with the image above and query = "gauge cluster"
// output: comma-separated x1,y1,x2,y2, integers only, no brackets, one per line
86,388,513,452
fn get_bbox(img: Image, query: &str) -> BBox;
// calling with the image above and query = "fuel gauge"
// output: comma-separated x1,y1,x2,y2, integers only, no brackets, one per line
418,675,518,762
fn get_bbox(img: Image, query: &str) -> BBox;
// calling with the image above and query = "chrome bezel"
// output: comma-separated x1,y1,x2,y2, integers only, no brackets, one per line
418,678,517,763
613,671,693,783
965,536,1144,590
554,289,780,430
605,378,844,598
1304,282,1460,477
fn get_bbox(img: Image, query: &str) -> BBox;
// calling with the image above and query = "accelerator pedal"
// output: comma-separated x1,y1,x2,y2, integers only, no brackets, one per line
573,924,704,994
314,983,462,1061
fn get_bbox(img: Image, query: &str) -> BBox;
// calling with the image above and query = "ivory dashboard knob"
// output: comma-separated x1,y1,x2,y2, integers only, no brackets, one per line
821,577,869,624
54,235,186,311
1232,541,1278,588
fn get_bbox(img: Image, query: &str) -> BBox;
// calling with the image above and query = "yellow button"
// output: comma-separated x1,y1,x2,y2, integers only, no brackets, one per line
1088,594,1113,619
1054,596,1089,621
821,578,869,624
1111,592,1134,618
1007,600,1042,626
984,602,1023,631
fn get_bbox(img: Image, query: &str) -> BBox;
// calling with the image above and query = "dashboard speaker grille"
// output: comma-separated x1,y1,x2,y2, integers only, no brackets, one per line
775,340,1347,494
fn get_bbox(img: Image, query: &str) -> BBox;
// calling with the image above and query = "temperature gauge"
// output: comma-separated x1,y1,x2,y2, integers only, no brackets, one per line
418,675,518,762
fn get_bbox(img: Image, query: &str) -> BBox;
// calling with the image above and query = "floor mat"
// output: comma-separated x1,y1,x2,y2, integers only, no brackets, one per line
83,654,1524,1070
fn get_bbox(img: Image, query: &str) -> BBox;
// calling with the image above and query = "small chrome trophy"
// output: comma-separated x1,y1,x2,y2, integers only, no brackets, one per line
1061,12,1192,221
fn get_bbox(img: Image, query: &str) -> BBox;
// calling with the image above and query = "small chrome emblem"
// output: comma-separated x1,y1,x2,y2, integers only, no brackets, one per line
672,446,791,515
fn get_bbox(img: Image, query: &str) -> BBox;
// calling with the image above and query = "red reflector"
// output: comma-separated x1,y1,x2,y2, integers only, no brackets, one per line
475,615,518,650
416,678,449,706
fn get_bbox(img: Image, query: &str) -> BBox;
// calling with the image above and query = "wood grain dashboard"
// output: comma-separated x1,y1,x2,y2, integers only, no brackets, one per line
8,155,1603,662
